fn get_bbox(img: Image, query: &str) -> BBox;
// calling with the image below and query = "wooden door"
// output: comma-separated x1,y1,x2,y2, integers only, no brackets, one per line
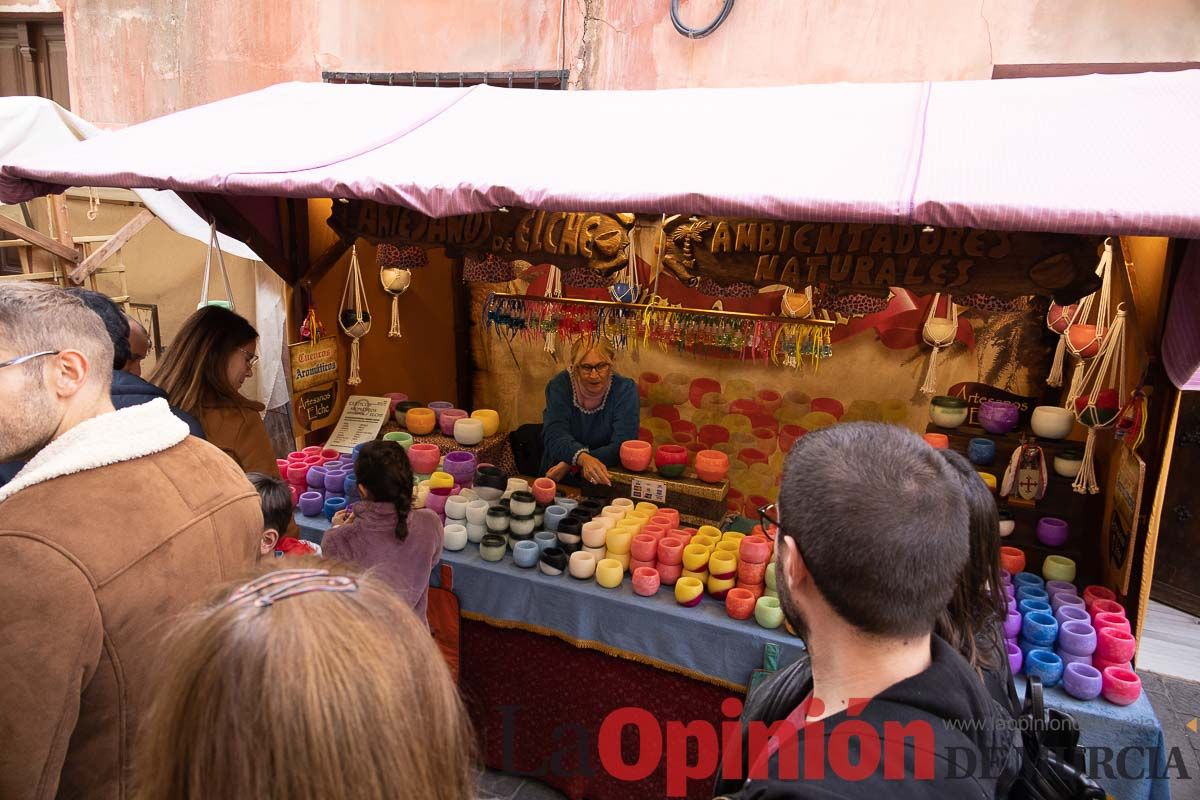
0,18,69,107
1152,392,1200,616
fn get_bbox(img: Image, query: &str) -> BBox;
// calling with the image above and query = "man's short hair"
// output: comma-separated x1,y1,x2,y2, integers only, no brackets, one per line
778,422,969,638
246,472,293,535
0,281,114,388
68,288,131,370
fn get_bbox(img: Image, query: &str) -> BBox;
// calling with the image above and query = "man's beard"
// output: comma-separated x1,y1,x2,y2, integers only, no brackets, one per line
775,546,811,644
0,379,60,463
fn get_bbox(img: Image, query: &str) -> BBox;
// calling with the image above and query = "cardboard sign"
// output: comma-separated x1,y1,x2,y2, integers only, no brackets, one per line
631,477,668,505
1106,443,1146,594
289,337,339,393
324,395,392,453
293,382,339,434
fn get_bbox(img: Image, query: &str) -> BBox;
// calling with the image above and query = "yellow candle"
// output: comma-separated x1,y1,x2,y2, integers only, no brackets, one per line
709,550,738,579
697,524,722,540
691,534,718,552
596,558,624,589
681,567,709,582
715,540,741,559
720,531,746,546
707,573,736,597
635,501,659,514
428,471,455,490
605,529,633,555
675,576,704,606
682,544,710,571
609,552,631,570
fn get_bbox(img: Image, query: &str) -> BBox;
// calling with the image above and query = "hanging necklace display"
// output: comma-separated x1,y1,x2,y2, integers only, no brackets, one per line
1070,303,1128,494
608,227,641,303
378,244,425,339
1044,300,1079,387
542,264,563,354
197,220,236,311
1064,239,1114,406
338,245,371,386
919,293,958,395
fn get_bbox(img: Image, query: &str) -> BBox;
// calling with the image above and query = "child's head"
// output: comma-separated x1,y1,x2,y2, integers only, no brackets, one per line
353,441,414,540
246,472,293,556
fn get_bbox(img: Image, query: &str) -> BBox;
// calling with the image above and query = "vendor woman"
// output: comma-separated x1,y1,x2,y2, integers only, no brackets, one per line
542,337,638,486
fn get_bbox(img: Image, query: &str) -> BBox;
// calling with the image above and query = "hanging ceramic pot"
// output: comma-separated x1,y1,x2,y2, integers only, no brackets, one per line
338,246,372,385
1047,302,1078,334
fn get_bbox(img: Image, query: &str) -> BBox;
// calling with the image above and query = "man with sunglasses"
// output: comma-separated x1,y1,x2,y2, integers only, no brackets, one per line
724,422,1018,798
0,282,263,799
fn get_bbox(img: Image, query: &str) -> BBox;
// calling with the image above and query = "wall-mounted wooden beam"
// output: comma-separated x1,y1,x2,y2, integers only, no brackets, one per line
68,209,154,284
0,213,80,263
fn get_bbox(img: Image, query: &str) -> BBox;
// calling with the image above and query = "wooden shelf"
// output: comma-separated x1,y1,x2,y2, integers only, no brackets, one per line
926,423,1104,587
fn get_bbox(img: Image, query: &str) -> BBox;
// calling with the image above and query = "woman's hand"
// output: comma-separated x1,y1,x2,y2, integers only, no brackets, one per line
547,461,571,482
577,453,611,486
331,509,354,527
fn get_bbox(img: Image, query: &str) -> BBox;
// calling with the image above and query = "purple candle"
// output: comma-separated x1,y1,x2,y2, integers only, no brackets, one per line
1037,517,1069,548
298,491,324,517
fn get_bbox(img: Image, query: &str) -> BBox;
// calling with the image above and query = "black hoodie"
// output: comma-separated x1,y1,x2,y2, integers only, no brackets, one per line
110,370,206,438
718,636,1020,800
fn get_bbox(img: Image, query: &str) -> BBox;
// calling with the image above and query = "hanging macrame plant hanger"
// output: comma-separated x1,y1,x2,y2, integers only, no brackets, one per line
1070,303,1127,494
919,292,957,395
338,245,371,386
1063,239,1114,406
197,220,235,311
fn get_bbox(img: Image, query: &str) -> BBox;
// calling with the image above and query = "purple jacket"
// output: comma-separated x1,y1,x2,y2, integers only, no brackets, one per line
322,502,443,622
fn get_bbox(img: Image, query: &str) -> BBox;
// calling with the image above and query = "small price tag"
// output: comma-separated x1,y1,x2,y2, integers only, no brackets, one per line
630,477,667,505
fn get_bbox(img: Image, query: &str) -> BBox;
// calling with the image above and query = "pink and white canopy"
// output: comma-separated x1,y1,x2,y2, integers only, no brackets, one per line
3,71,1200,385
3,71,1200,236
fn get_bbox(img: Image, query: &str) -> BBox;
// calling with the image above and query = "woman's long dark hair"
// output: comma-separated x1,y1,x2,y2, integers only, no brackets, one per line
152,306,258,414
353,441,414,541
936,448,1008,676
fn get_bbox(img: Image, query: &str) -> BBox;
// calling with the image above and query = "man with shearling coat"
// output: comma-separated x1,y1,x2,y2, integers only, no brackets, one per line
0,282,264,799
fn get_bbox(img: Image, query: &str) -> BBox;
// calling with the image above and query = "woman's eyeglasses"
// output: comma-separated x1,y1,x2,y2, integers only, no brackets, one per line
576,362,610,375
238,348,260,369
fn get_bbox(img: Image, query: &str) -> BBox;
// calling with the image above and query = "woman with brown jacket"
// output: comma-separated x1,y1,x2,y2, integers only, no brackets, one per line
154,306,277,474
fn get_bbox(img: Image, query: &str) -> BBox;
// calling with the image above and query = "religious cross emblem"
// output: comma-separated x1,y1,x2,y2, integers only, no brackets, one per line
1001,439,1048,504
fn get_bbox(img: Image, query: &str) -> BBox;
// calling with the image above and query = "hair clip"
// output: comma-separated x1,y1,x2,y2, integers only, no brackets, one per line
226,568,358,608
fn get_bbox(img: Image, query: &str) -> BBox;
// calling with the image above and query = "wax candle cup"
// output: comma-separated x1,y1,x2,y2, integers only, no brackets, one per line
1092,611,1131,637
1101,667,1142,706
675,576,705,606
1025,649,1065,687
1057,620,1097,657
1062,663,1103,701
596,558,624,589
726,588,756,620
682,544,710,571
605,529,633,556
1095,628,1137,663
569,551,597,580
656,562,683,585
513,540,540,568
999,546,1026,574
632,567,661,597
754,597,784,629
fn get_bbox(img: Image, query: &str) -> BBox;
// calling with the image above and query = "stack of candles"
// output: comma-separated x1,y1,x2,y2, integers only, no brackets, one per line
284,447,356,520
999,559,1141,706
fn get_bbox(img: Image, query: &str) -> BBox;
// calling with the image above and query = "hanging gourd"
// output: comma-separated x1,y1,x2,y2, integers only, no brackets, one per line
919,293,958,395
1070,303,1128,494
1044,301,1078,387
1064,239,1114,406
377,244,426,338
338,245,371,386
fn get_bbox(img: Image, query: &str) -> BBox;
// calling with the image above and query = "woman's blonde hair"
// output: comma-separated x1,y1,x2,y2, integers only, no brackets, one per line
134,561,475,800
569,336,616,369
152,305,257,414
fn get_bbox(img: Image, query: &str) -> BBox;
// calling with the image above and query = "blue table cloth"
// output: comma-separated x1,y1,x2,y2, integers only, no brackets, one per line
297,510,803,690
297,511,1169,799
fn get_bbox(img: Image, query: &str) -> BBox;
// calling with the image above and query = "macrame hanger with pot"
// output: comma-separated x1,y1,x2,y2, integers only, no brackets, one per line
1064,239,1114,406
919,293,957,395
198,220,235,311
338,245,371,386
1070,302,1127,495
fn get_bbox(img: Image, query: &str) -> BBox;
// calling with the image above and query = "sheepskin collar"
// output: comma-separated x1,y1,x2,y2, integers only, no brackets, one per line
0,398,188,503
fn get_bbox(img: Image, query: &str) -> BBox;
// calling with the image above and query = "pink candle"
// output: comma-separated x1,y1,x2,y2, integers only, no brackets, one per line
633,567,661,597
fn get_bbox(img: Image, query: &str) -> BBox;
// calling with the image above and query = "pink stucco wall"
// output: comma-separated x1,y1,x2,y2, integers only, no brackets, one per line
58,0,1200,125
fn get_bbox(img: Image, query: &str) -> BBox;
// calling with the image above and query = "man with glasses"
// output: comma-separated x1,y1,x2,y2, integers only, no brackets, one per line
0,282,264,799
721,422,1018,798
